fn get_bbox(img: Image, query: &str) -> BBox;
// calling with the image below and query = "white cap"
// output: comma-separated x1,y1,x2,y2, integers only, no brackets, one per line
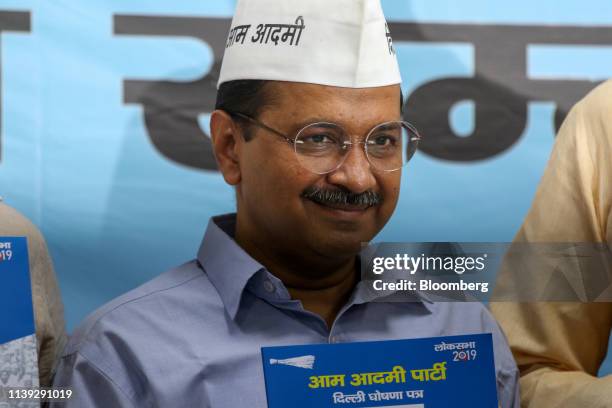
218,0,401,89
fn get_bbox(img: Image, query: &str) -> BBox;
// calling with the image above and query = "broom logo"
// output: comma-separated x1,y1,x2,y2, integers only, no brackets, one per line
269,355,315,369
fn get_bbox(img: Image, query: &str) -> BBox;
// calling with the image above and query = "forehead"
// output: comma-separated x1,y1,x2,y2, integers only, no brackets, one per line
262,81,401,130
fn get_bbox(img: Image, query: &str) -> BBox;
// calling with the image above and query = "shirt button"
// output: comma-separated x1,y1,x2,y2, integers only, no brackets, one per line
263,280,275,293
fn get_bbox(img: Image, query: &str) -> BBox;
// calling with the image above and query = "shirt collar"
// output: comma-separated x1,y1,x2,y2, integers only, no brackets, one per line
197,213,432,319
355,243,434,309
197,213,265,319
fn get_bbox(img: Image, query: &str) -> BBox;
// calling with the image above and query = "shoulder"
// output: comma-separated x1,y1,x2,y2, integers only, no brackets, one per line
64,261,220,357
0,202,45,247
0,202,53,279
54,262,225,402
565,80,612,148
578,80,612,119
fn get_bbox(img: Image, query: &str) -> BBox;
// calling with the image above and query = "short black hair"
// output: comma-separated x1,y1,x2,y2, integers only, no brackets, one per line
215,80,273,140
215,80,405,140
215,80,272,117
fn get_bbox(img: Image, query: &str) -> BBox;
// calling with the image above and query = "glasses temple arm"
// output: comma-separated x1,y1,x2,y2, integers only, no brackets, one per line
230,112,294,144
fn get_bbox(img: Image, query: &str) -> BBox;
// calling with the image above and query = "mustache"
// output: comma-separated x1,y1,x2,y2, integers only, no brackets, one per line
301,186,383,208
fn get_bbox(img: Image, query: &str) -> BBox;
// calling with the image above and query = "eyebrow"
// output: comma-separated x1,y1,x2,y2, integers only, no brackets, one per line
294,116,402,131
373,123,402,132
291,118,401,135
290,117,335,132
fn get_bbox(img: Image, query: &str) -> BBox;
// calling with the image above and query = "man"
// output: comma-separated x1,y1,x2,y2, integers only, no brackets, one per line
52,1,519,406
491,80,612,407
0,200,66,387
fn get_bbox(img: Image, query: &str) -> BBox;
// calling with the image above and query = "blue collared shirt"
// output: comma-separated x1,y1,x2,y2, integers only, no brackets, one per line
51,214,519,407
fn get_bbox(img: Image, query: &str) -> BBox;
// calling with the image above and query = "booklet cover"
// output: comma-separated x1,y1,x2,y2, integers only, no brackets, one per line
262,333,497,408
0,237,39,401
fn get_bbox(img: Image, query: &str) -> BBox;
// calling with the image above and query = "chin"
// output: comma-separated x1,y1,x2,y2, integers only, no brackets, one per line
313,231,373,259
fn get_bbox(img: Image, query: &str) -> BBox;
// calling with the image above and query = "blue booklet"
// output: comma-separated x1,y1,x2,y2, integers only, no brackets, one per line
262,333,498,407
0,237,39,391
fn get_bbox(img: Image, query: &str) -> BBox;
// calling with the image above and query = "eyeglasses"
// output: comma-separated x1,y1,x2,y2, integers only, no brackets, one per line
229,112,422,175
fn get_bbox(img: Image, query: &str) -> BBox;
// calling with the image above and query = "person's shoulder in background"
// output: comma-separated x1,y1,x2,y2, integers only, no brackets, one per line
580,79,612,116
490,79,612,407
0,200,66,387
573,79,612,146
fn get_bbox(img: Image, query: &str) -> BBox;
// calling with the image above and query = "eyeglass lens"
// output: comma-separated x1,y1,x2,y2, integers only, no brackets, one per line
294,121,419,174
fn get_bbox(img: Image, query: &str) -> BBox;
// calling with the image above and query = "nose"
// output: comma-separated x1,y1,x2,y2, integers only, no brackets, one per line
326,143,377,193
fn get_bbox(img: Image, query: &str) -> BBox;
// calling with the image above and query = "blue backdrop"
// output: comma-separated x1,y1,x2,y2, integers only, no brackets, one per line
1,0,611,370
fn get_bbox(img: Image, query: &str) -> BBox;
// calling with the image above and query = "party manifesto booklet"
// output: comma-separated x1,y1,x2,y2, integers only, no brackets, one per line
0,237,40,395
262,333,498,407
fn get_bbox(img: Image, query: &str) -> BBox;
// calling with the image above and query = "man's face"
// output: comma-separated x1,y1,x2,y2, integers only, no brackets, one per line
236,82,402,262
0,370,9,383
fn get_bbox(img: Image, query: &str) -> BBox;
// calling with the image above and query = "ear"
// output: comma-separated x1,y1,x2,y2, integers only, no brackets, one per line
210,110,242,185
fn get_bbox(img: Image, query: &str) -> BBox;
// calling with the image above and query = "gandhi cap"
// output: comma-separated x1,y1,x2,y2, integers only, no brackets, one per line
218,0,402,89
